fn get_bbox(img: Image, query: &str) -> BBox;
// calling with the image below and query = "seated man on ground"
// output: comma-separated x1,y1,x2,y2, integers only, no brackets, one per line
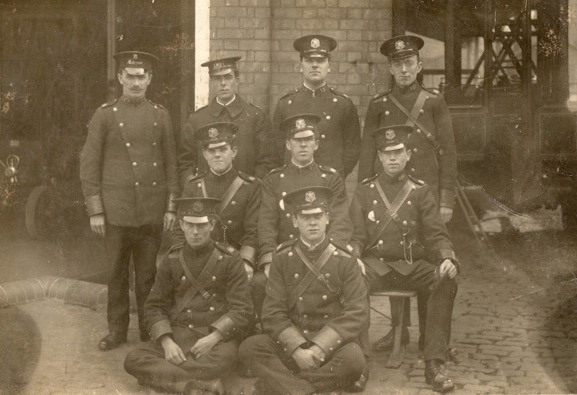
240,186,369,395
124,197,254,395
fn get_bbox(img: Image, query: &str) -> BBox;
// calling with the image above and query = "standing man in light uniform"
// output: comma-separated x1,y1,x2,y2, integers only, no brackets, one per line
179,56,273,183
80,51,179,351
263,35,361,179
357,35,458,353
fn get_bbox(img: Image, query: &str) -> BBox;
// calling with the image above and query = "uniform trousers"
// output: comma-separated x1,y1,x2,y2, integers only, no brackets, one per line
124,327,239,393
104,224,162,334
366,260,457,362
240,334,365,395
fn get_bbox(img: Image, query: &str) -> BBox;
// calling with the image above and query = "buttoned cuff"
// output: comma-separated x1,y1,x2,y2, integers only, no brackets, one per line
85,195,104,216
240,246,257,267
210,315,236,340
149,319,173,342
258,252,273,269
166,193,178,213
311,325,343,358
440,188,455,209
278,326,308,356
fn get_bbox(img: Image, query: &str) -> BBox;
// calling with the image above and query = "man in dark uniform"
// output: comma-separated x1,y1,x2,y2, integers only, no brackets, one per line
257,114,352,276
178,56,273,183
79,51,179,351
350,125,459,393
124,197,253,395
262,35,361,178
357,35,458,351
240,186,369,395
171,121,260,278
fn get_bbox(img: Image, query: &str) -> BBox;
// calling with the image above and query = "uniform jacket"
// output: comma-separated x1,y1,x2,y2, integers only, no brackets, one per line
258,161,352,266
144,241,254,342
265,85,361,177
171,168,261,266
349,171,456,277
178,96,272,183
262,238,368,358
357,82,457,208
79,97,179,226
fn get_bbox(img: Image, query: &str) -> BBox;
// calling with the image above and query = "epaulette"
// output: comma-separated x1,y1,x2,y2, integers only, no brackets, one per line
318,164,338,174
276,239,297,253
279,88,299,100
167,245,183,259
408,175,426,187
329,87,352,101
361,174,378,185
422,87,440,97
148,99,168,111
99,98,118,108
238,171,257,183
188,171,207,183
329,240,353,258
215,241,237,255
248,102,263,112
268,165,287,175
371,90,391,101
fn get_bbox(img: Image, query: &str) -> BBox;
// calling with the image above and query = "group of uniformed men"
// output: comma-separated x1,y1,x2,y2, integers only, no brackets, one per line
79,33,459,395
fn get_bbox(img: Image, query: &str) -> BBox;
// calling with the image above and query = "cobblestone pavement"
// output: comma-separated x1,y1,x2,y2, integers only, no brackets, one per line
2,226,577,394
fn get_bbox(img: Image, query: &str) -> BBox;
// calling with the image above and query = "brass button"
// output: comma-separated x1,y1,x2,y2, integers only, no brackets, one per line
326,115,331,120
134,182,140,186
298,297,303,302
322,295,328,300
188,324,194,329
210,306,215,311
113,107,118,111
153,162,158,167
153,142,157,146
288,251,293,257
231,201,236,206
282,192,287,197
333,98,337,102
280,174,285,178
125,143,131,148
182,276,186,281
289,234,294,239
212,276,217,281
286,213,291,218
132,162,137,166
385,111,390,115
152,182,157,186
119,122,124,127
294,273,299,279
227,220,232,225
373,200,378,205
154,122,158,126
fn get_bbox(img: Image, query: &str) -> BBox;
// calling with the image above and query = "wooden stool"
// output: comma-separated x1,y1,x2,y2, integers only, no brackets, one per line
370,289,417,368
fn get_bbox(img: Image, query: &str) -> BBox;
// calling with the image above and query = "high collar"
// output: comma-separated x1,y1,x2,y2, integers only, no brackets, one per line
393,81,421,95
216,95,236,107
183,239,215,258
297,236,330,261
209,95,244,118
302,82,328,97
289,159,316,173
379,170,407,184
299,235,327,251
120,95,147,107
207,166,237,182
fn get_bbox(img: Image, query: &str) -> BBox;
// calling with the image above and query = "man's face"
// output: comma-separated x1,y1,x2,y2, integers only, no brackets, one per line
378,147,412,176
202,144,237,174
389,55,422,87
286,135,318,165
300,56,330,86
118,70,152,100
292,211,329,245
210,70,239,102
180,219,214,249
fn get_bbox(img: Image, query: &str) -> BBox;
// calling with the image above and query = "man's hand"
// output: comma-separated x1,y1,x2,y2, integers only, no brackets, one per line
440,207,453,223
438,259,458,279
308,344,326,366
244,261,254,280
264,263,271,278
164,212,176,232
190,331,223,360
160,335,187,365
292,348,319,370
90,214,106,237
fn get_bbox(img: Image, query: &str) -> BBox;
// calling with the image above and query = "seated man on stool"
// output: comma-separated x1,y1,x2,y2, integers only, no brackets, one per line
349,125,459,393
240,186,369,395
124,197,253,395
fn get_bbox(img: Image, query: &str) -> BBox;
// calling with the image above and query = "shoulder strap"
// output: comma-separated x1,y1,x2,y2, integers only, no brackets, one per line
287,244,337,309
199,178,209,198
171,248,220,319
217,175,244,215
388,91,444,155
365,179,415,249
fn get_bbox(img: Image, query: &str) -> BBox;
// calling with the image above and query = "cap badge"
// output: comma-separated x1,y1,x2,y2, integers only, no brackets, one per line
213,62,223,71
395,40,406,50
295,118,306,129
305,191,316,203
133,54,139,60
193,202,204,213
311,38,320,48
385,129,396,140
127,58,142,65
208,128,219,138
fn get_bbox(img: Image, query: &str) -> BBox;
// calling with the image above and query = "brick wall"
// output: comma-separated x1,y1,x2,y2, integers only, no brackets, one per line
209,0,394,129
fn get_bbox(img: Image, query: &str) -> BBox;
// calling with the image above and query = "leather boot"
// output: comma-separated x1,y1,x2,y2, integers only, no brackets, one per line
372,326,409,352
